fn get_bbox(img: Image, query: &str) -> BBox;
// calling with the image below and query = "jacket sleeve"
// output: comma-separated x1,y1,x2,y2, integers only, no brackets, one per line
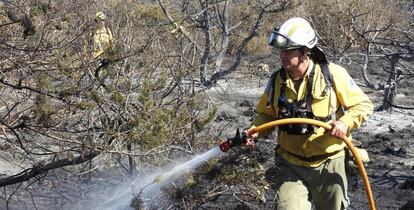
330,64,373,129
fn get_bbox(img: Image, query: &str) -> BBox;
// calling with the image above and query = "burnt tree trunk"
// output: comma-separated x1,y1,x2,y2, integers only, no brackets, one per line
199,0,211,86
378,54,400,111
361,42,376,89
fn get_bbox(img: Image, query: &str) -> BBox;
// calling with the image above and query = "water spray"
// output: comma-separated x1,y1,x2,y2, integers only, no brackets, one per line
135,129,248,200
131,146,222,208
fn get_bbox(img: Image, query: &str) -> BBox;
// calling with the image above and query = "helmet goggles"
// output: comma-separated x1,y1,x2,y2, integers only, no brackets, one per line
268,30,301,50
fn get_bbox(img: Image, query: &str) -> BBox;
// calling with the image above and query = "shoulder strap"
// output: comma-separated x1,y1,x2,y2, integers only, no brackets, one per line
279,68,287,81
321,63,333,88
305,65,316,113
320,62,338,120
265,69,282,110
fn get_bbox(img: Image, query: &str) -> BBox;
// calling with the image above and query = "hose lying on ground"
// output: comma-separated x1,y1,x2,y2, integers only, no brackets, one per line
245,118,376,210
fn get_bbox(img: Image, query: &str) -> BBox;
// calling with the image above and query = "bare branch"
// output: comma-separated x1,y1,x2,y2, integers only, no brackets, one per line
0,151,99,187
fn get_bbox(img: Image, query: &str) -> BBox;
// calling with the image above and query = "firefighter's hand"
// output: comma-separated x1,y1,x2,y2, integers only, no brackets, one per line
101,58,110,67
244,131,258,148
330,120,348,138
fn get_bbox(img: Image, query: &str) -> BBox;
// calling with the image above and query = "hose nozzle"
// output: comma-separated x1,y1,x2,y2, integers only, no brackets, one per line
218,129,248,152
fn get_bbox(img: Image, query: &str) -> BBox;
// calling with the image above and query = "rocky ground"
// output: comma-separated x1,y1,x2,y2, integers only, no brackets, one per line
1,56,414,210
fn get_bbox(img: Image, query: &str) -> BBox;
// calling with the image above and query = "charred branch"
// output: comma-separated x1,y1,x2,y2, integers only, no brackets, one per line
0,150,99,187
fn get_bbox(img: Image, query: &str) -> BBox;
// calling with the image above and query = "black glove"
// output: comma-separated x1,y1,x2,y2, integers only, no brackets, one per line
101,58,111,67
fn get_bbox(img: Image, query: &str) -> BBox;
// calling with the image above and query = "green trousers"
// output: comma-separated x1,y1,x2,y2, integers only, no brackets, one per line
274,156,349,210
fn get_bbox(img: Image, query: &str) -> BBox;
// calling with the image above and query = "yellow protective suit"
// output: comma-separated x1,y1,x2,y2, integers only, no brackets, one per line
92,27,114,60
252,60,373,167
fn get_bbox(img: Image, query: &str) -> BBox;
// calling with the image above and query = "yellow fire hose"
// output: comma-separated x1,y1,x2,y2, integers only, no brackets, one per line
245,118,376,210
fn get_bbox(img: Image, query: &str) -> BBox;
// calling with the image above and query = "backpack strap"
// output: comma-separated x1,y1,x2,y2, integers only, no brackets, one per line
265,69,281,115
321,63,333,88
305,65,315,116
321,63,337,121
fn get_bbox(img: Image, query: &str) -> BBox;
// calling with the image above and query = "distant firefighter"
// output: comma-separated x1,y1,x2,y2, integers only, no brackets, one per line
92,11,114,64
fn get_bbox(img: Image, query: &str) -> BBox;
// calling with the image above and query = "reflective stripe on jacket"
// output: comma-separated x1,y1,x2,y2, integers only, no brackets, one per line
252,60,373,167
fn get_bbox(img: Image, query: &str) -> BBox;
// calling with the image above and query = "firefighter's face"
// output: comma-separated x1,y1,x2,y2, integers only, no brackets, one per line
97,19,106,27
279,48,303,72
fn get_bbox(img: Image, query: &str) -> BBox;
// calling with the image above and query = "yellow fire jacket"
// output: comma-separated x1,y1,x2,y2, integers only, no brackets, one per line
252,61,373,167
93,27,114,59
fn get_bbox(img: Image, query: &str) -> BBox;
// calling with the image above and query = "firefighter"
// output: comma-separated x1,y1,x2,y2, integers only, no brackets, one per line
247,17,373,210
92,11,114,66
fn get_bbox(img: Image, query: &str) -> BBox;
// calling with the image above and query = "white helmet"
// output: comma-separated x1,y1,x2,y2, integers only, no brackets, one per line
95,11,108,21
269,17,317,49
